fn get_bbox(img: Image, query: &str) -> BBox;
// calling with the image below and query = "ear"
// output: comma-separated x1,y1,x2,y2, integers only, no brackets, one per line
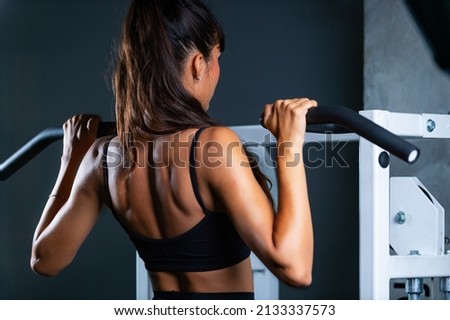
191,52,206,81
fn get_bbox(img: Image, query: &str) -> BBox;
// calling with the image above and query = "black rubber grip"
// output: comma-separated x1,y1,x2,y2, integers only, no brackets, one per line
305,106,420,164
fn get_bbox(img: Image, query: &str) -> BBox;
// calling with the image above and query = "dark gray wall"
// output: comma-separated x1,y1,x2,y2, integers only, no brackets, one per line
0,0,362,299
207,0,363,124
364,0,450,300
364,0,450,252
0,0,134,299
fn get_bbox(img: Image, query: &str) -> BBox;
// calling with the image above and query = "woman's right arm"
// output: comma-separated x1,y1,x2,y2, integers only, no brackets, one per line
203,98,316,286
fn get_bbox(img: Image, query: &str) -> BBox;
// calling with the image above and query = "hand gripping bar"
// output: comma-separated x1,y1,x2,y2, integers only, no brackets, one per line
0,106,420,181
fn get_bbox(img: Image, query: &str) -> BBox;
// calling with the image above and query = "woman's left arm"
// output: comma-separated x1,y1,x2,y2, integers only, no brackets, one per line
30,115,104,276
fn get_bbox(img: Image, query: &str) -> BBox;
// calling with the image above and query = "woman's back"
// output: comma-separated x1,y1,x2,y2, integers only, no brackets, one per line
102,128,254,294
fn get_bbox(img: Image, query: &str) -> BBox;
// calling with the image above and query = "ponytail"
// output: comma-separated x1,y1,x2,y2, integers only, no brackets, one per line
114,0,224,166
114,0,272,206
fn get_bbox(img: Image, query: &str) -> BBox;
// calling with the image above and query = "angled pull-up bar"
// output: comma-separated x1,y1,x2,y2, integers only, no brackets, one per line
0,122,116,181
0,106,420,181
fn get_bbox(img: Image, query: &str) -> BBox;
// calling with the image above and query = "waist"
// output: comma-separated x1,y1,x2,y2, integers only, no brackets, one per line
153,291,255,300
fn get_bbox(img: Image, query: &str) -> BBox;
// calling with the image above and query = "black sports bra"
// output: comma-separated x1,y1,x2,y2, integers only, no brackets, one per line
102,128,251,272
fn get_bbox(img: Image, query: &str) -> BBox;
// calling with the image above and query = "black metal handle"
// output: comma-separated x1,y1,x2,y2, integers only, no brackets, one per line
0,106,421,181
305,106,420,163
0,122,116,181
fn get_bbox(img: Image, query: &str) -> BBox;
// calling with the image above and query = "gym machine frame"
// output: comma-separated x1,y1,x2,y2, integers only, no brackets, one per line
1,106,448,300
359,110,450,300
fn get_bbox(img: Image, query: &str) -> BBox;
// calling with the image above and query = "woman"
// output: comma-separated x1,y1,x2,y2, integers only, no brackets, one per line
31,0,316,300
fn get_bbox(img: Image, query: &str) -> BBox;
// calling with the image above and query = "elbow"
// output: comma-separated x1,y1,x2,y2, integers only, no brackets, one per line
30,257,62,277
31,242,71,276
275,261,313,287
283,269,313,287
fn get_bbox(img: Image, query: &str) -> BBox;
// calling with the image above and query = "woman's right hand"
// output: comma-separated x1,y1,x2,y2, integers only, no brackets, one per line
261,98,317,145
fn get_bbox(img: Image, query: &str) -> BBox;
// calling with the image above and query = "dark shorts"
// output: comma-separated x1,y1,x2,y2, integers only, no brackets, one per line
153,291,255,300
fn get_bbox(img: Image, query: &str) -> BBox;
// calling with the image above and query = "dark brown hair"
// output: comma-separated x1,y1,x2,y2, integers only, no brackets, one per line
114,0,223,162
113,0,272,202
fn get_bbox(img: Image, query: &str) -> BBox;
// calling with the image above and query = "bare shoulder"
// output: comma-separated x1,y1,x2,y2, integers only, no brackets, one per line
199,126,243,146
199,126,247,160
78,136,116,180
196,126,250,177
85,136,115,161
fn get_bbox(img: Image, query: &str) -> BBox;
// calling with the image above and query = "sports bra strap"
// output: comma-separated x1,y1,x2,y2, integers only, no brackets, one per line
102,138,114,209
189,128,211,214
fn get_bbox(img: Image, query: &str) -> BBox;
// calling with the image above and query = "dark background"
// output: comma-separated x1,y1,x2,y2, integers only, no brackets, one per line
0,0,362,299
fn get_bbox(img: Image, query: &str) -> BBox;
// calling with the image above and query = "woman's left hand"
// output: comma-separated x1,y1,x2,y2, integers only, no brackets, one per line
62,114,100,163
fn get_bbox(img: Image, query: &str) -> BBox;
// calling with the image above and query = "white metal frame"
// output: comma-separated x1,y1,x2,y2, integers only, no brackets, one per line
359,110,450,300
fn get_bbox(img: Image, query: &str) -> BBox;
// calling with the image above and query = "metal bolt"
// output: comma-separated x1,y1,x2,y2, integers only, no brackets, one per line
406,278,423,300
441,251,450,300
394,211,407,224
406,250,423,299
440,277,450,300
426,119,436,132
441,277,450,292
